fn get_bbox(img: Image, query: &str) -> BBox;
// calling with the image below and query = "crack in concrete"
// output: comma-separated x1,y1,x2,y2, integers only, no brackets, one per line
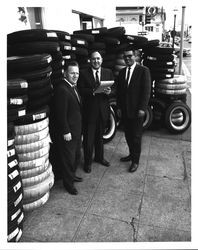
182,150,189,181
129,217,137,242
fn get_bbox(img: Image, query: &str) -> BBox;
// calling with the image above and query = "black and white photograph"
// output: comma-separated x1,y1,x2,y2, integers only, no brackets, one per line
1,0,197,249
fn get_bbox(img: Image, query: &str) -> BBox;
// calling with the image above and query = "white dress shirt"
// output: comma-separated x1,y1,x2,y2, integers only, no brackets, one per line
125,62,136,85
92,68,101,81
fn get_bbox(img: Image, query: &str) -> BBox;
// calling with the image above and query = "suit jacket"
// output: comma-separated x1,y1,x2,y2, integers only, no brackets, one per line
116,64,151,119
53,79,82,139
78,67,114,123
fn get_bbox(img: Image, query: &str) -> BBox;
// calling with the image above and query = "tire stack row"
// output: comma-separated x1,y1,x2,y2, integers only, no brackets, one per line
141,44,191,133
7,31,55,212
7,123,24,242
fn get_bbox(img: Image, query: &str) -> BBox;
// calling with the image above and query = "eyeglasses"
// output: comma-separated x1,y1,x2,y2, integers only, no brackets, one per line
123,55,133,59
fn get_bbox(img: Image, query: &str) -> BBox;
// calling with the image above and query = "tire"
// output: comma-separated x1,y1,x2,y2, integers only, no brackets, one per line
22,163,52,187
20,159,49,178
14,105,50,125
143,105,153,130
8,66,52,82
7,79,28,96
165,101,191,133
156,82,187,90
106,27,126,37
103,107,117,143
144,47,174,55
71,38,88,48
73,27,108,35
143,59,175,67
7,54,52,74
17,144,50,162
15,126,49,145
143,54,175,62
52,30,71,41
23,172,54,200
8,41,60,56
27,77,51,90
18,153,49,170
156,74,187,84
8,107,26,123
71,47,88,56
155,88,186,95
109,98,121,128
8,95,28,107
23,191,50,212
14,117,49,135
151,72,174,80
71,34,95,43
148,98,166,129
7,29,59,44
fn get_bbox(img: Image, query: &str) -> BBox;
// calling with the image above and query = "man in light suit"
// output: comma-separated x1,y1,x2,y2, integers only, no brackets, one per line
78,51,114,173
53,61,82,195
116,47,151,172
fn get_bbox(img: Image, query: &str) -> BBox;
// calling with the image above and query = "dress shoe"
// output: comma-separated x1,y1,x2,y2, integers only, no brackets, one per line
129,163,139,173
95,159,110,167
63,183,78,195
84,165,91,173
120,155,131,162
74,176,83,182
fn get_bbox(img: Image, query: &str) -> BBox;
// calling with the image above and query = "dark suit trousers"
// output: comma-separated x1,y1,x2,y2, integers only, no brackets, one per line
55,135,81,188
83,115,104,165
123,116,144,164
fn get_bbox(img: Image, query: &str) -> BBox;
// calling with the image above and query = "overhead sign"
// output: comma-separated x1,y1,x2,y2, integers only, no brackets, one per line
147,7,158,16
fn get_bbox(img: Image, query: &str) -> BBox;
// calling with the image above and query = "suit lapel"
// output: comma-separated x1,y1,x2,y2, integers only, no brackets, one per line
64,79,81,106
88,67,96,88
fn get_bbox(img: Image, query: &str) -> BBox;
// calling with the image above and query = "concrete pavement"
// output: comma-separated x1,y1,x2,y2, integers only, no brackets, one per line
20,122,191,242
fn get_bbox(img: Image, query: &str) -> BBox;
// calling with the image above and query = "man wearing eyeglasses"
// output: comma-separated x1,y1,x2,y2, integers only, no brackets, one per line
116,47,151,173
52,61,82,195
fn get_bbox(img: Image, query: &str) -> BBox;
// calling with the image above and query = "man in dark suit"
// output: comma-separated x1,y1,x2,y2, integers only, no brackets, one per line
78,51,114,173
116,47,151,172
53,61,82,195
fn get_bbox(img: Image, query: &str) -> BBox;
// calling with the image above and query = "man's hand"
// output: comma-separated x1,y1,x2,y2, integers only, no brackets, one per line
63,133,72,141
138,110,145,118
103,87,111,95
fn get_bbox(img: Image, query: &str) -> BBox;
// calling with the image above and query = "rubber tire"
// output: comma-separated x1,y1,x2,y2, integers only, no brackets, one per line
7,54,52,73
7,29,59,44
103,107,117,143
165,101,191,133
143,105,153,130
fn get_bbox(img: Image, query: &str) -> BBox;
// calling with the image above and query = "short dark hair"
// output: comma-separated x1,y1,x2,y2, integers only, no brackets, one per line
64,60,79,70
89,50,104,58
123,45,135,53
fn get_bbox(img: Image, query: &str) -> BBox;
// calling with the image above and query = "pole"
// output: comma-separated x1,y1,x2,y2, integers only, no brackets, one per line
172,14,176,49
179,6,186,74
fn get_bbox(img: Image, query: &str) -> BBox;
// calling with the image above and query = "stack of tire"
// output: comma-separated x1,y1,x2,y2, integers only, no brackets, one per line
142,41,175,81
154,75,191,133
71,34,89,69
142,42,191,133
7,123,24,242
50,30,73,84
7,30,56,211
14,118,54,211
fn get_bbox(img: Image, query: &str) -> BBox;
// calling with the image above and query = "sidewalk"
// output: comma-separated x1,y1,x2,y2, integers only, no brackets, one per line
20,122,191,242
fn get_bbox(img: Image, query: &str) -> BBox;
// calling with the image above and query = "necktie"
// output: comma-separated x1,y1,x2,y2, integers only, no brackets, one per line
126,67,131,85
95,70,100,88
72,85,80,103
